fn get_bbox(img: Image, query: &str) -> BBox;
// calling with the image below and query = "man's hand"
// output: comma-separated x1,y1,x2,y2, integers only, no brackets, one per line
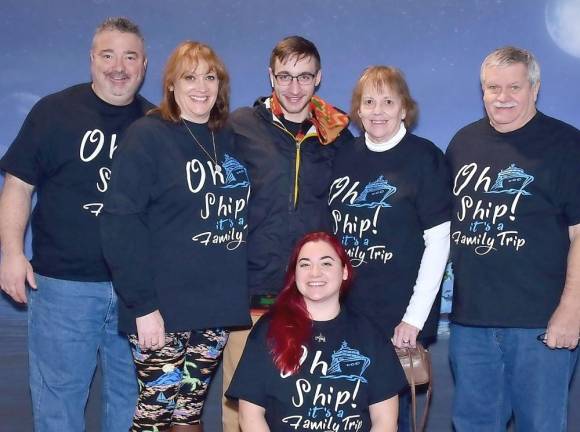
545,224,580,350
546,303,580,350
136,310,165,351
0,253,36,303
0,174,35,303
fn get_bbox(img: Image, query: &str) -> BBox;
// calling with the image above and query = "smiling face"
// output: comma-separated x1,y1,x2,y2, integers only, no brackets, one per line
269,55,321,123
482,62,539,133
90,30,146,106
171,59,219,124
295,240,348,314
358,83,406,143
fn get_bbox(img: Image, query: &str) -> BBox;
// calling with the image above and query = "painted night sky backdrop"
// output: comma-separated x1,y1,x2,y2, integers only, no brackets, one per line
0,0,579,317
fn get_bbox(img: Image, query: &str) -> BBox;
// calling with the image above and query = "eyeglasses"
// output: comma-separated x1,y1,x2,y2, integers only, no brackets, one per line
274,73,316,86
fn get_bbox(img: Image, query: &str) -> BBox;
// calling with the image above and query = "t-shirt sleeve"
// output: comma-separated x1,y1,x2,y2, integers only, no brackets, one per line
366,328,408,404
556,136,580,226
416,144,452,230
0,99,49,185
101,121,159,317
226,317,272,407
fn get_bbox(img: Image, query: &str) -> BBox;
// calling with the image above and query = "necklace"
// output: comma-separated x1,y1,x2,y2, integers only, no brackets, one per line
181,119,221,173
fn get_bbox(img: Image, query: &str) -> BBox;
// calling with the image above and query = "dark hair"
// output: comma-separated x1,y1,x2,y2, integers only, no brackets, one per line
94,17,144,42
267,232,353,375
351,65,418,130
269,35,321,71
152,41,230,130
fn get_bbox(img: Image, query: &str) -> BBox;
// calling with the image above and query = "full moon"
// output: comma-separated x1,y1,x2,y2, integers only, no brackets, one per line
545,0,580,58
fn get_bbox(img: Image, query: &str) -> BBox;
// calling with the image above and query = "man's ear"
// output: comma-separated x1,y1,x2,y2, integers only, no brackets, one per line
314,69,322,87
268,67,275,88
532,80,540,102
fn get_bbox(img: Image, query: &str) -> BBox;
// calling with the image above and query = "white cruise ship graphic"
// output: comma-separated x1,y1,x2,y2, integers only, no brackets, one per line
322,341,371,383
349,175,397,208
487,164,534,195
221,153,250,189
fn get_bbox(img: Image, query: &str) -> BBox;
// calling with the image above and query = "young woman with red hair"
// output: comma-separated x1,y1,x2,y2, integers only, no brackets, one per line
227,231,407,432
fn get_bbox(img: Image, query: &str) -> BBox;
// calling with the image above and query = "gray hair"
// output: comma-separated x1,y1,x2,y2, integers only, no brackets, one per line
480,46,540,87
94,17,144,43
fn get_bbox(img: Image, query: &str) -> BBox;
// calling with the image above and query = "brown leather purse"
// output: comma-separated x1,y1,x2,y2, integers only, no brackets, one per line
395,342,432,432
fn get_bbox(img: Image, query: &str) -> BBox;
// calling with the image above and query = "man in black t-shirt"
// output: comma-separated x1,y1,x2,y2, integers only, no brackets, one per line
0,17,150,431
446,46,580,431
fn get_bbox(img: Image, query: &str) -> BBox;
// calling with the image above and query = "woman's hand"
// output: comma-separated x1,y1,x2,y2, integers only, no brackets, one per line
136,310,165,351
392,321,420,349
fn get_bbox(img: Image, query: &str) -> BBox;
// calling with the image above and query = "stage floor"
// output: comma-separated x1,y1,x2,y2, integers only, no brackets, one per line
1,303,578,431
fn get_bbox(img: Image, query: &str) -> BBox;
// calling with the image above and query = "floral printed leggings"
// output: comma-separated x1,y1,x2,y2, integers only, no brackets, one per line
128,328,229,432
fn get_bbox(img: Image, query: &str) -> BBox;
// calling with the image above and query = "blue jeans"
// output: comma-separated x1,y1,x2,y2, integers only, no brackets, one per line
28,274,137,432
449,323,578,432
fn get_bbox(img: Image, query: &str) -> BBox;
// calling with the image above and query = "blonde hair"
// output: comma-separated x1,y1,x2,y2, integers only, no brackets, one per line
351,66,418,130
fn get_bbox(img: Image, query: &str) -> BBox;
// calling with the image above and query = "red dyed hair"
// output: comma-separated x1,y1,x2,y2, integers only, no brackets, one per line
267,232,354,375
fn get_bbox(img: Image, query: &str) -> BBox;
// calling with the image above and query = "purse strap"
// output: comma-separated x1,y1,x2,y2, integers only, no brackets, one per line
407,345,432,432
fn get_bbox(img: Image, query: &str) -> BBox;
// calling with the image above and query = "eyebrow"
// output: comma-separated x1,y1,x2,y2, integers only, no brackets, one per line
182,71,215,76
98,48,140,56
275,70,314,75
486,81,522,86
298,256,336,262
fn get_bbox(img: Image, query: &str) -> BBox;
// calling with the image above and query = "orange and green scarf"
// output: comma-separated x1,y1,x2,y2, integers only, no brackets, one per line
270,93,349,145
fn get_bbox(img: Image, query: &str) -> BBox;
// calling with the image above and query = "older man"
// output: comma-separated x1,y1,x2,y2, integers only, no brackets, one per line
0,17,151,431
446,46,580,431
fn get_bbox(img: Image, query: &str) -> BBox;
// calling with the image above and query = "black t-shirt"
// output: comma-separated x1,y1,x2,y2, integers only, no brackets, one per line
101,115,251,333
279,117,312,138
227,307,407,432
446,112,580,327
328,134,451,338
0,83,152,281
